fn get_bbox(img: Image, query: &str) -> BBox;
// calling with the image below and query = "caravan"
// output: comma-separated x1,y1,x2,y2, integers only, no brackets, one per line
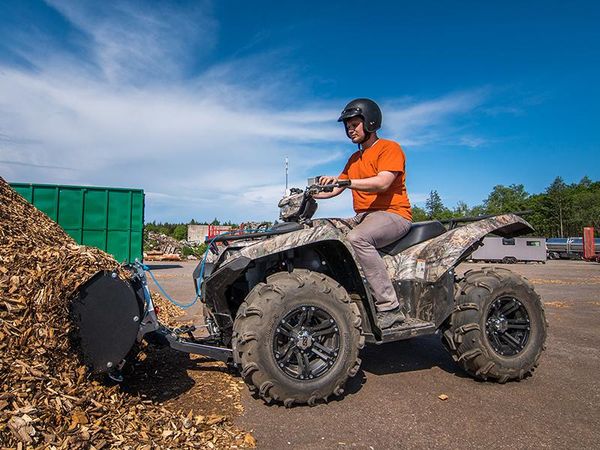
470,237,546,263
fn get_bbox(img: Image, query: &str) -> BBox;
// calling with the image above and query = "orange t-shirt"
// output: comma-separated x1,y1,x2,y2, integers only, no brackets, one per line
339,139,412,221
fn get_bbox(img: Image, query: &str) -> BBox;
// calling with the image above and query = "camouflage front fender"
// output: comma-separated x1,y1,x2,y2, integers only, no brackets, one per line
236,220,354,261
384,214,534,283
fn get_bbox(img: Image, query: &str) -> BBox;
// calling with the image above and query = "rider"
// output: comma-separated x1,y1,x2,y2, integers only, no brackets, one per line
316,98,412,329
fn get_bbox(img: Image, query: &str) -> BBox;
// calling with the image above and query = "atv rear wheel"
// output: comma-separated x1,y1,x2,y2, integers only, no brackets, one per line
233,269,364,406
442,267,547,382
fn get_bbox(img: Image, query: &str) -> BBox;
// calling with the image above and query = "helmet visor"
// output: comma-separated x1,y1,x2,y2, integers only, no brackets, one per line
337,107,363,122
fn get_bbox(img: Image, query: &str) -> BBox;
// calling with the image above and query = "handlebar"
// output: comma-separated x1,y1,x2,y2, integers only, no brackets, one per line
306,179,350,195
279,179,351,222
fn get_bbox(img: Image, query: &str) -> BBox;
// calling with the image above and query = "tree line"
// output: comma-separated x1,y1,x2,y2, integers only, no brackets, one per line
145,218,238,241
146,176,599,240
416,176,600,237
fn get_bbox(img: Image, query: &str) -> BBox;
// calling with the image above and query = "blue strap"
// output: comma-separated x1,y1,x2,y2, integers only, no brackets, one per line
144,265,199,309
141,227,269,310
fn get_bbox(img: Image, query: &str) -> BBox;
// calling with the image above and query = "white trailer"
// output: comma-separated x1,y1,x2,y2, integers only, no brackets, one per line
469,237,547,264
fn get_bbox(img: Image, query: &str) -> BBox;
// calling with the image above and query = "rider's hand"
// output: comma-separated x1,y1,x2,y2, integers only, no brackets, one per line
318,176,338,185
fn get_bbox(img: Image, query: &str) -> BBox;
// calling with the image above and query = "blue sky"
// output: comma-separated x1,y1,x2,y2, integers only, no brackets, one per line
1,1,598,222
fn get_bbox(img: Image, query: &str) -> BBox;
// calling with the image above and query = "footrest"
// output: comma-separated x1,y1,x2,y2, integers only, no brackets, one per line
379,318,436,343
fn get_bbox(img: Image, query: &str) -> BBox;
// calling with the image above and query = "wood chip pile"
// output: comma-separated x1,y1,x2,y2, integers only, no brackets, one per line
0,177,254,449
150,292,191,329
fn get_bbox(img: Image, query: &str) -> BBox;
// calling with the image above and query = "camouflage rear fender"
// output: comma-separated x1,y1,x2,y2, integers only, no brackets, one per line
384,213,534,283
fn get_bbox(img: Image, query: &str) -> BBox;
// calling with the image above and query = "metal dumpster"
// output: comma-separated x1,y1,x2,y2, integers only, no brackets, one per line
10,183,144,263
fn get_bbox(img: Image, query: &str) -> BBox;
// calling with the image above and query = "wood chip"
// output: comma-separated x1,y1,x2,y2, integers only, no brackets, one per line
0,177,255,448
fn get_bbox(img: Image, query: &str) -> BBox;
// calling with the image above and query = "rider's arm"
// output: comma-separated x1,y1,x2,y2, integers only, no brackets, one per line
313,186,346,199
314,171,398,198
313,173,349,199
348,171,398,193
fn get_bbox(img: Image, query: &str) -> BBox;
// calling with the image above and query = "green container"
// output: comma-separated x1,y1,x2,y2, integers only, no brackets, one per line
11,183,144,263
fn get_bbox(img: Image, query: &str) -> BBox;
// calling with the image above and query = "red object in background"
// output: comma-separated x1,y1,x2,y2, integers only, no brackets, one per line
207,225,231,240
583,227,595,260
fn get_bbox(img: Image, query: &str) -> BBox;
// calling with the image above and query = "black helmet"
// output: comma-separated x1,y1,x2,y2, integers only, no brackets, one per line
337,98,382,133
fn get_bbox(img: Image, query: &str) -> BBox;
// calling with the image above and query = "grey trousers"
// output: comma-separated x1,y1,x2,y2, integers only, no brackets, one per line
347,211,412,312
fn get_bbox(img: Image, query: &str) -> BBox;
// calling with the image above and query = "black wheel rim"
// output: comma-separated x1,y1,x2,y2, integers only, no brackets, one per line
272,305,340,380
485,296,531,356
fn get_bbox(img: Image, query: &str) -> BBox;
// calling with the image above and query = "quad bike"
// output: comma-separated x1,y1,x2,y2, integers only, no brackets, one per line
71,179,547,406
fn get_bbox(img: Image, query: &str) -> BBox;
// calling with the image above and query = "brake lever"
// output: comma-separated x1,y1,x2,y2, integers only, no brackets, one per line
307,180,350,195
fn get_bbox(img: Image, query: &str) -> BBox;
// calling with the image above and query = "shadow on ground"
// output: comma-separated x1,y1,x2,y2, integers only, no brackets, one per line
339,334,469,402
359,334,467,377
119,346,241,416
145,263,184,270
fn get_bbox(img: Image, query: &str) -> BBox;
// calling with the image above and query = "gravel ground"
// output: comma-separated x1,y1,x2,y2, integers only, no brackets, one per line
146,259,600,450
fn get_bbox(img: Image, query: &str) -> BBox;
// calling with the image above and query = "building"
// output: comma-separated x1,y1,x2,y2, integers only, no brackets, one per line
187,224,232,243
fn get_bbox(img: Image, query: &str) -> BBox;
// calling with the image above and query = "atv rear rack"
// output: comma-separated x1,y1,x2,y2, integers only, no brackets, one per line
441,210,533,230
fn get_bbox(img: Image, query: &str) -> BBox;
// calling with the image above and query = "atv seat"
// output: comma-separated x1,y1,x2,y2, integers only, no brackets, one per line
378,220,446,256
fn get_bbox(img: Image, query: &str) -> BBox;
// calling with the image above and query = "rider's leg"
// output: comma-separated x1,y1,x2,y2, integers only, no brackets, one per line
347,211,411,325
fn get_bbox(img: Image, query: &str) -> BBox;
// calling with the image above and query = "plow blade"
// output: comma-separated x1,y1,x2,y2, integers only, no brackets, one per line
70,271,142,373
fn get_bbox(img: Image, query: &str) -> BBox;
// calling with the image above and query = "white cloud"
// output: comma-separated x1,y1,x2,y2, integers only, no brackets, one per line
384,90,488,146
0,1,493,223
44,0,218,84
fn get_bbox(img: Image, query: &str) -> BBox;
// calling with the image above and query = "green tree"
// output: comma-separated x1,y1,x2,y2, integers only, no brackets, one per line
544,177,569,237
173,224,187,241
425,190,452,219
484,184,530,214
453,201,470,217
569,177,600,234
469,204,487,217
579,176,592,189
411,206,428,222
523,193,546,236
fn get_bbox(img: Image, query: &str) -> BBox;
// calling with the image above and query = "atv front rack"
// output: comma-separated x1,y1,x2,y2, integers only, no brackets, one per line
207,222,304,245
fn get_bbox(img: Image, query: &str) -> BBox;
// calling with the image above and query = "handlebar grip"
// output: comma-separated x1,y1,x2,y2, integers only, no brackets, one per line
337,180,351,187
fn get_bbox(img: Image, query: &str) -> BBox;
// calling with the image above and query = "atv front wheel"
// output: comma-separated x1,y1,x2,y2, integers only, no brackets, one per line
233,269,364,406
442,267,547,382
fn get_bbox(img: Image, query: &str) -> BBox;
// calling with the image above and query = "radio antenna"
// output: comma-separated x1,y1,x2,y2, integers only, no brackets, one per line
285,157,289,195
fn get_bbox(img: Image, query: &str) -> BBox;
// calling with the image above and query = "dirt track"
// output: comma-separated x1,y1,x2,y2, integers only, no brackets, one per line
147,259,600,449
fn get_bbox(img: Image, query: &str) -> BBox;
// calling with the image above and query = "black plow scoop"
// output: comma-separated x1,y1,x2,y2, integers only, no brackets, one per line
70,264,233,378
70,271,142,374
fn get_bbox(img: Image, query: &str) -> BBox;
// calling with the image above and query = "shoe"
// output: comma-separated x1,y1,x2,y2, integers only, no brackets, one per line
377,307,406,329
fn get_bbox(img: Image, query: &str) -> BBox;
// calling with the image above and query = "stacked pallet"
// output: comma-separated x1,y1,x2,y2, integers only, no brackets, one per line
0,177,254,448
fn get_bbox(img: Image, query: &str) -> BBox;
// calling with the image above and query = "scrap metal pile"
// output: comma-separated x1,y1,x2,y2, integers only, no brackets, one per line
0,177,253,448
